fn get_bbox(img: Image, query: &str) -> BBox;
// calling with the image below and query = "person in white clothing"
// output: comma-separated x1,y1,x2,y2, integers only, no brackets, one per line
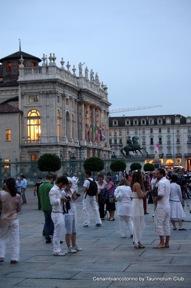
169,174,186,231
62,177,82,253
0,178,22,264
131,171,148,249
49,176,69,256
20,175,28,204
154,168,171,248
82,170,102,227
114,178,133,238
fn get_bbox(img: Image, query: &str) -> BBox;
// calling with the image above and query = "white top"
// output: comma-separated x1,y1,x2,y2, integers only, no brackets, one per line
157,177,170,209
170,183,182,202
114,185,132,203
96,180,107,194
20,178,28,189
151,177,157,190
83,178,94,189
49,184,66,213
114,185,132,216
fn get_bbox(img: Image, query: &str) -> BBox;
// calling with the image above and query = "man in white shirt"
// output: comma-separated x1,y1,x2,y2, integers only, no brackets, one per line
82,170,102,227
20,175,28,204
49,176,69,256
154,168,171,248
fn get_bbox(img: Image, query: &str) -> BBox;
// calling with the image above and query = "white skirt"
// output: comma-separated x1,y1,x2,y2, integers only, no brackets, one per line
170,201,186,220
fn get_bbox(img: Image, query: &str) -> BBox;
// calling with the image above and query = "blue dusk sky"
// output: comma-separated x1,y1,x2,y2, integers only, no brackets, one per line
0,0,191,116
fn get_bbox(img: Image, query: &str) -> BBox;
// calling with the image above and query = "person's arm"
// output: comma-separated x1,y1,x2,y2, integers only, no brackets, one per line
114,187,121,200
49,189,60,206
177,184,183,203
16,194,22,212
156,181,165,201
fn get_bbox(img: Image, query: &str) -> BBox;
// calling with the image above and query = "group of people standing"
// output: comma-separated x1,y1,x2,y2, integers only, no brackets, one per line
0,167,187,263
84,168,186,250
39,175,81,256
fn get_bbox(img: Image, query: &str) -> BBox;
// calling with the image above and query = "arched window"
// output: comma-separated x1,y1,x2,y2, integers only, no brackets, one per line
27,110,41,141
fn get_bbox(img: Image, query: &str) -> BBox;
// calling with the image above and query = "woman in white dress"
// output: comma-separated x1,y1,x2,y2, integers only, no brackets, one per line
170,174,186,231
114,178,133,238
131,171,148,249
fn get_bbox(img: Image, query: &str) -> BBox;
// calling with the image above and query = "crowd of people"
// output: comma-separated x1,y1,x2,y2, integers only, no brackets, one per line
0,167,190,264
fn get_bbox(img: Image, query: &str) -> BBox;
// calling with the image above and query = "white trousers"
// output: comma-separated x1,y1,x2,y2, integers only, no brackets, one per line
0,219,20,261
155,207,171,236
132,216,145,245
51,213,65,253
118,216,133,237
83,195,102,225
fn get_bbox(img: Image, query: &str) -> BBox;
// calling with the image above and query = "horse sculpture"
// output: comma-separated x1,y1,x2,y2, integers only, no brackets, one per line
121,136,148,158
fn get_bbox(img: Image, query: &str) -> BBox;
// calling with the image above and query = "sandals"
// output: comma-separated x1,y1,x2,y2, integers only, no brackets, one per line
108,218,115,221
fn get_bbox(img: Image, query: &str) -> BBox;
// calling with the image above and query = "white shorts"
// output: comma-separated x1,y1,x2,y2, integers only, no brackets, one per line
65,214,76,234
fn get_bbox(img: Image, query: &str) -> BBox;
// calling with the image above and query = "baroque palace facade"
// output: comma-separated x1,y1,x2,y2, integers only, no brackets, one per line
109,115,191,170
0,50,110,167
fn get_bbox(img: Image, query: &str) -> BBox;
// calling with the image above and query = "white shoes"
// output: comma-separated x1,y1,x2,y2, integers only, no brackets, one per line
53,251,67,256
68,247,77,253
73,245,82,251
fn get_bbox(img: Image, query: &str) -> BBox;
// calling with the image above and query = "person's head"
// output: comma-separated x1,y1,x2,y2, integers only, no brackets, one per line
106,172,112,183
119,177,129,186
55,176,69,189
156,168,166,180
4,177,17,197
151,170,157,178
97,173,104,183
85,170,92,178
46,174,54,183
170,174,178,183
131,170,143,186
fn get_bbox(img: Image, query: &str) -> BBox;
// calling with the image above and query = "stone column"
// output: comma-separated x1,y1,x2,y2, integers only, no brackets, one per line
92,106,96,143
81,102,85,142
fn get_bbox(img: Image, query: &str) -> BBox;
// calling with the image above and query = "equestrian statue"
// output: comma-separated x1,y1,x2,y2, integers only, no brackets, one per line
121,136,148,158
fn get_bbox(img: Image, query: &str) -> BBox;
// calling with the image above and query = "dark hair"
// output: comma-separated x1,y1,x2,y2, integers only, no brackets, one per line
85,170,92,177
157,168,166,177
97,173,104,179
56,176,69,185
119,177,129,186
5,177,17,197
131,170,144,189
170,174,178,183
46,174,54,181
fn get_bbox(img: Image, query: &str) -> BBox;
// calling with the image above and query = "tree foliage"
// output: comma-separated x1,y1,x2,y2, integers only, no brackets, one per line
38,153,61,172
83,157,104,172
110,160,126,172
130,162,142,171
143,163,155,172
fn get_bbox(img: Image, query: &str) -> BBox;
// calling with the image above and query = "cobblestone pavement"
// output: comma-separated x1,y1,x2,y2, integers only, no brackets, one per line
1,189,191,288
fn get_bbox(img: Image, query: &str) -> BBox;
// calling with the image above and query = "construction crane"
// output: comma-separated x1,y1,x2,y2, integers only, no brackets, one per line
109,105,162,114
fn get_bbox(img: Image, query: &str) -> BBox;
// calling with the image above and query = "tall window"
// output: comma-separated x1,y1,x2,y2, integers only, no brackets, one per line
57,110,62,142
5,129,12,142
27,110,41,141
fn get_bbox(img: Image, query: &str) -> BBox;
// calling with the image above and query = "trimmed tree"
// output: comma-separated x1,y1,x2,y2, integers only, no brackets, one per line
143,163,155,172
38,153,61,173
130,162,142,171
110,160,126,172
83,157,104,172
